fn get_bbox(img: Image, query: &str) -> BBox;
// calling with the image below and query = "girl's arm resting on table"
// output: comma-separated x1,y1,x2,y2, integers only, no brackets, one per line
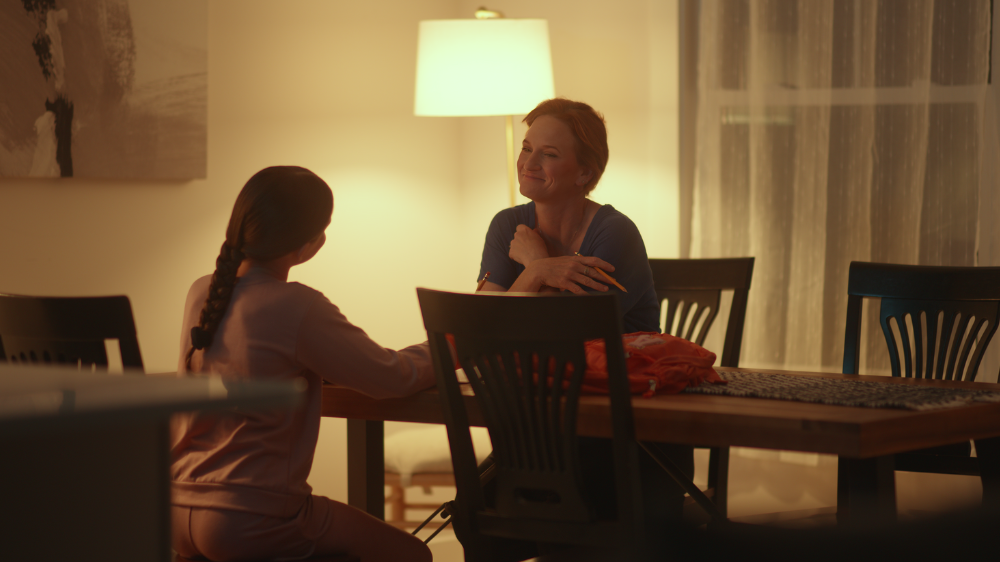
294,297,436,400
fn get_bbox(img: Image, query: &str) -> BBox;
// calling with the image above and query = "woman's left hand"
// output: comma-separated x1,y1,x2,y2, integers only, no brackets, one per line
508,224,549,266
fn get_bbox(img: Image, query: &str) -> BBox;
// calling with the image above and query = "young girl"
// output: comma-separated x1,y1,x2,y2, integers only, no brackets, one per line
171,166,434,562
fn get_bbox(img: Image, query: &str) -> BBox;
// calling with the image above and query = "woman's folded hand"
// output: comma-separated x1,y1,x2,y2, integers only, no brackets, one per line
521,255,615,295
508,224,550,266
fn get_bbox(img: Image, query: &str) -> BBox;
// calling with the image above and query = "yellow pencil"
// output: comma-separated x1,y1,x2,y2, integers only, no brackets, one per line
575,253,627,293
476,271,491,292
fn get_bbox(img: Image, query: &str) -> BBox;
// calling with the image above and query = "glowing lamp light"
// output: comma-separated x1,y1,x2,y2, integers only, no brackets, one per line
414,11,555,206
414,18,555,116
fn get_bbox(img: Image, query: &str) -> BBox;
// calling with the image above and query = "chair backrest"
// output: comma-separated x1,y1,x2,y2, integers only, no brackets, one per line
842,262,1000,381
648,258,755,368
417,288,644,549
0,294,144,371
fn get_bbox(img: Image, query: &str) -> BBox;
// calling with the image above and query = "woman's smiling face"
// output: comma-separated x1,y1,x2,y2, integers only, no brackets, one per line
517,115,593,203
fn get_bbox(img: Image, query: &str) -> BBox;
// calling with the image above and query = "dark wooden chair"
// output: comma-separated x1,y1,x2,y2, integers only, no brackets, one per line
840,261,1000,512
0,293,144,371
417,288,658,561
648,257,755,518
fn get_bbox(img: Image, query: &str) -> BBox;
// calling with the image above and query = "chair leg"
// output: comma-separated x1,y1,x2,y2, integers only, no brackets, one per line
975,437,1000,509
386,482,406,525
640,442,724,524
707,446,729,518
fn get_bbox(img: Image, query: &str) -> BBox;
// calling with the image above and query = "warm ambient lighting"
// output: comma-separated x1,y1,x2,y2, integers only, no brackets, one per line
414,10,555,206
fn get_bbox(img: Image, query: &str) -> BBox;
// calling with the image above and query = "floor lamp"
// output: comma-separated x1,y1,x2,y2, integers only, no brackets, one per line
414,9,555,207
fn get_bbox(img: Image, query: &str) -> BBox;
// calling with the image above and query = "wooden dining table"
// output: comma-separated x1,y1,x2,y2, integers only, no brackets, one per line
321,366,1000,526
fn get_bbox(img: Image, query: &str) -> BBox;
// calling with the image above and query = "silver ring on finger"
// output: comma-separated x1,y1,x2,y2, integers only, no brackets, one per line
584,266,590,276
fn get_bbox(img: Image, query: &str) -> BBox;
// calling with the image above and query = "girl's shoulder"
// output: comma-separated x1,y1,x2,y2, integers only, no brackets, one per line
185,273,326,316
242,278,325,307
283,281,326,302
190,274,213,290
184,274,213,305
228,279,328,336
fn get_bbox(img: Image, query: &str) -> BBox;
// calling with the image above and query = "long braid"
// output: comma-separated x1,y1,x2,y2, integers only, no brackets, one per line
183,166,333,372
185,241,245,371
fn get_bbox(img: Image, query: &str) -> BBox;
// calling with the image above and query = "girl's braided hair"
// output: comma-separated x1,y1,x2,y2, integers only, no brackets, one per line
184,166,333,371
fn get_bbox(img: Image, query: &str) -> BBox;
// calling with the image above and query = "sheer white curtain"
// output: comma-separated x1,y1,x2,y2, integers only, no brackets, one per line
691,0,994,376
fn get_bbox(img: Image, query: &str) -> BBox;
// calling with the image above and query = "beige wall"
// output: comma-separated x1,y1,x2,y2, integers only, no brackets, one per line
0,0,680,502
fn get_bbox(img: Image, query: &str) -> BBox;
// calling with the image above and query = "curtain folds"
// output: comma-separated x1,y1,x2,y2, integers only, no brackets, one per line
691,0,992,374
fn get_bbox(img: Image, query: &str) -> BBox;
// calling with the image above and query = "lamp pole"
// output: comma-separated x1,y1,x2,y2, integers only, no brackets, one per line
480,8,519,208
506,115,517,207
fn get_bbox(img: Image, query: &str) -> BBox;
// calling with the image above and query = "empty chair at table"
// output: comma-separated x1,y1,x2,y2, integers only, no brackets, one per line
840,261,1000,512
648,257,755,518
0,293,144,371
418,288,701,562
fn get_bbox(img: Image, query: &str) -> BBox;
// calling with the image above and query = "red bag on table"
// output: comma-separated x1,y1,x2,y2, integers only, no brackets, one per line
447,332,725,398
579,332,724,398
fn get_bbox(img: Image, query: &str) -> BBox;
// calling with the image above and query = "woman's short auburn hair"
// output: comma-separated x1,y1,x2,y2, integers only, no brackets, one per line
524,98,609,194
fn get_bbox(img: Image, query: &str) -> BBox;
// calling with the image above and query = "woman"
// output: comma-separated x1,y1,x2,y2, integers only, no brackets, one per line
477,98,660,333
478,100,689,541
171,166,433,562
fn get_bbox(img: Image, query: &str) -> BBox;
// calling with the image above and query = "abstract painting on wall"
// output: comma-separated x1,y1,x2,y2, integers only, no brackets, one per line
0,0,206,179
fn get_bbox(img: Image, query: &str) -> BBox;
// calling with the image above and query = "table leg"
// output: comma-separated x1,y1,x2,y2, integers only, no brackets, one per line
707,446,730,518
347,418,385,520
975,437,1000,509
836,455,896,526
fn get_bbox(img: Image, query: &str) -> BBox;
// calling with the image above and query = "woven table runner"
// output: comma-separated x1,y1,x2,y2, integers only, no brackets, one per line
682,371,1000,411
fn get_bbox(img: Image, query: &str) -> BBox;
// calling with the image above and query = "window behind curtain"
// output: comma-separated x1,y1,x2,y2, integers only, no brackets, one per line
680,0,993,375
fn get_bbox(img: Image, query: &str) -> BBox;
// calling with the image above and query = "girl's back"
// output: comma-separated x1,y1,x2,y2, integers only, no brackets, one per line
170,166,433,562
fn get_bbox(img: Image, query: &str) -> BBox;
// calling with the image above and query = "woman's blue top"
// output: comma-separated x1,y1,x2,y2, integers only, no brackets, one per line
478,202,661,334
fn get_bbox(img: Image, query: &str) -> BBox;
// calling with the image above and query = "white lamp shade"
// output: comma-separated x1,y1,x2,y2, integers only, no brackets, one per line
414,19,555,116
